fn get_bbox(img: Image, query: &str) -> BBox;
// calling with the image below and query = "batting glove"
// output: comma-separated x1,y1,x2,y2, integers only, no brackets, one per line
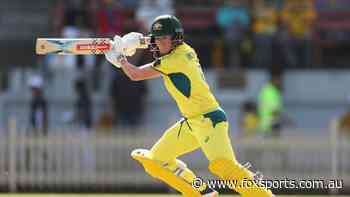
121,32,145,56
104,35,126,68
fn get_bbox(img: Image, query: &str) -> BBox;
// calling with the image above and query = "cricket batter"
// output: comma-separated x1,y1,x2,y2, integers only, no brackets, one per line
105,15,273,197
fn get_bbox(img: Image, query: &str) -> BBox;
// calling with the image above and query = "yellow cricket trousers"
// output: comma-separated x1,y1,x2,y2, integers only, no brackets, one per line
150,108,236,164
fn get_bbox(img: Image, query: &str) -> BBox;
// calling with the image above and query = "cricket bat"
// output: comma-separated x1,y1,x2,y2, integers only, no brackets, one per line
36,38,112,55
35,37,150,55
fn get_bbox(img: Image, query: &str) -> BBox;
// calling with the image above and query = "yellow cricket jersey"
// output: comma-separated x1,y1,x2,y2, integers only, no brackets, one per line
152,43,220,118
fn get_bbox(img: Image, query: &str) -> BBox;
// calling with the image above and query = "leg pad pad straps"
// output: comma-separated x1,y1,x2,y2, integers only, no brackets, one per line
131,149,201,197
209,159,273,197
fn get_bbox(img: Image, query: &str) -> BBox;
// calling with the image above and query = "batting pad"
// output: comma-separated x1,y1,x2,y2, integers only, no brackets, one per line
208,159,273,197
131,149,201,197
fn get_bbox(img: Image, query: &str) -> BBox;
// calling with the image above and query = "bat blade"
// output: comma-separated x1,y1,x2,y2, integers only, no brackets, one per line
36,38,112,55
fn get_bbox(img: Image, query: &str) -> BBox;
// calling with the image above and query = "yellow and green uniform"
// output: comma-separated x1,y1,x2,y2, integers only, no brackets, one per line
152,43,219,118
150,42,236,165
135,42,273,197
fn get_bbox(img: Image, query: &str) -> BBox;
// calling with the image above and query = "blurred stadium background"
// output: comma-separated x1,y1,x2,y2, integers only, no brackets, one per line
0,0,350,196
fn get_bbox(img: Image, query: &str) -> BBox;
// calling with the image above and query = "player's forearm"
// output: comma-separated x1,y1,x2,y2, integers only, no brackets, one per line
120,61,161,81
120,61,140,80
120,61,149,81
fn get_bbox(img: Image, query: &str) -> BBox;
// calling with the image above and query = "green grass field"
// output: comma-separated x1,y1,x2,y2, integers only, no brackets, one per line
1,195,349,197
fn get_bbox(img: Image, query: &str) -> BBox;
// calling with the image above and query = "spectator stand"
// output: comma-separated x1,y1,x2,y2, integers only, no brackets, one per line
313,0,350,68
175,5,218,69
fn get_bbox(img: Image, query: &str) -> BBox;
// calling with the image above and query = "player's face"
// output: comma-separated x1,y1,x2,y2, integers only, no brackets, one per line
155,35,172,55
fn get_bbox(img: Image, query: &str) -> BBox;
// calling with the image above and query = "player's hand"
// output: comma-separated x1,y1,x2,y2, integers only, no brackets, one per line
121,32,144,56
104,36,126,68
105,47,121,68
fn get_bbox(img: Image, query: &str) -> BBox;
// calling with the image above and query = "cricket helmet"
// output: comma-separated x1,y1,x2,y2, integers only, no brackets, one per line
149,15,184,58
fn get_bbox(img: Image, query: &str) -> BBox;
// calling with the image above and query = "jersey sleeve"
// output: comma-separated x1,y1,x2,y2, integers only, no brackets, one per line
151,56,176,75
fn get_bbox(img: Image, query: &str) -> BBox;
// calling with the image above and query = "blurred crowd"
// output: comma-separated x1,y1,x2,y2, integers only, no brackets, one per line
25,0,350,138
49,0,322,73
